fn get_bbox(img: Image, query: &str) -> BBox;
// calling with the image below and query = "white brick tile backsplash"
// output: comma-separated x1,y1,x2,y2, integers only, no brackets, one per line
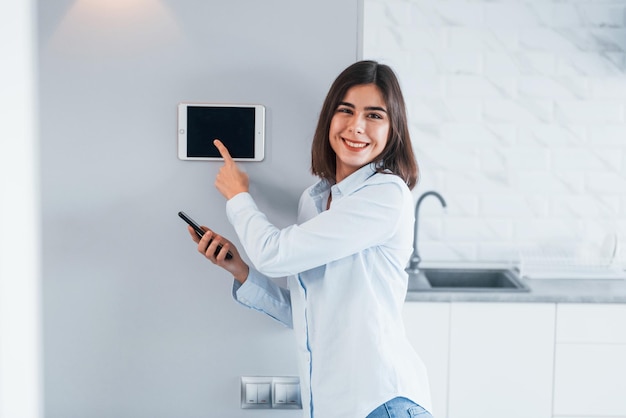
401,27,447,50
578,4,626,28
552,147,623,171
368,26,406,55
442,123,516,145
419,242,478,262
556,52,624,76
440,193,479,216
550,195,620,218
549,4,626,29
445,170,512,194
517,124,586,146
618,217,626,242
483,3,551,28
420,145,479,171
440,51,483,75
432,2,484,27
402,74,443,98
556,100,624,123
411,123,440,143
405,52,440,76
416,217,445,241
413,169,446,193
551,4,585,28
443,218,513,241
514,219,583,241
588,28,626,52
477,243,520,262
590,124,626,145
480,148,508,173
505,146,550,170
365,0,626,264
408,98,483,123
563,28,626,52
512,170,584,194
484,52,556,76
379,0,413,27
446,75,516,98
517,75,590,99
585,172,626,194
447,27,518,51
484,98,553,123
520,28,581,52
481,194,547,217
592,77,626,98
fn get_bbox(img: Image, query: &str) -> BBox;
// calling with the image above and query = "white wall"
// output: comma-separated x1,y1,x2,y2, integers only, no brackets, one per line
38,1,359,417
0,1,42,417
364,0,626,267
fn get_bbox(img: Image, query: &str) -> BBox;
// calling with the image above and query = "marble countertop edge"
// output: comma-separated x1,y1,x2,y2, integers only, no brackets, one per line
406,278,626,304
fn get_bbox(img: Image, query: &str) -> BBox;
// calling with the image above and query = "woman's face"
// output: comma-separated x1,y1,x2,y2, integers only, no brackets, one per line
329,83,390,183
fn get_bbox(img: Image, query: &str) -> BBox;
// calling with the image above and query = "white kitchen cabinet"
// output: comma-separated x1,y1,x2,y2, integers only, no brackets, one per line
403,301,626,418
556,304,626,344
447,303,556,418
403,302,451,418
553,304,626,417
403,302,556,418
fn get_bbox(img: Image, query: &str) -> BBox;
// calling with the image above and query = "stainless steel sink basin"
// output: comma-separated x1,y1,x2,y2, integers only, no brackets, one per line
408,268,529,292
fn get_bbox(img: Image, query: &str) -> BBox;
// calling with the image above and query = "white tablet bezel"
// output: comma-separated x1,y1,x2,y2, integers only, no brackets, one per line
177,102,265,161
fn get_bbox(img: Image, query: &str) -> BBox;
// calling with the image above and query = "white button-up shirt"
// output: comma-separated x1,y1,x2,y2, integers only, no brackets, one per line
228,163,432,418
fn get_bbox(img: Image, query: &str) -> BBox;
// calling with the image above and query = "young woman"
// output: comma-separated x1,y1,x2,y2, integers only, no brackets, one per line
188,61,433,418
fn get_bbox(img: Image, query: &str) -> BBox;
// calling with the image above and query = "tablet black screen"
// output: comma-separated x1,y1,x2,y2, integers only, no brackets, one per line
186,106,255,158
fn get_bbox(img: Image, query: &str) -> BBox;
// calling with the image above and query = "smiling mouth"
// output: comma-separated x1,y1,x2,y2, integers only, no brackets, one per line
343,138,369,149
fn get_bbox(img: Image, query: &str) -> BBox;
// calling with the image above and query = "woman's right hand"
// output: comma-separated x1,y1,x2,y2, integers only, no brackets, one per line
188,225,249,284
213,139,249,200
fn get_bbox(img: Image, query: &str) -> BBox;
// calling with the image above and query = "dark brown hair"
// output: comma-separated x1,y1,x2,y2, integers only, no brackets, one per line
311,60,418,189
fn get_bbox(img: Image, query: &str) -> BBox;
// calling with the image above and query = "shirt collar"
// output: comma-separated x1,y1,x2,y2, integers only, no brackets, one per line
309,163,378,201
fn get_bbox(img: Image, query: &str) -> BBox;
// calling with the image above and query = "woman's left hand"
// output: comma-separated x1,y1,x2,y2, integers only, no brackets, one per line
213,139,249,200
187,225,249,283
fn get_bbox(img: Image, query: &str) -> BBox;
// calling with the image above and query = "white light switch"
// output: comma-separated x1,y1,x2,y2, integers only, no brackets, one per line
274,383,287,404
245,383,258,404
272,377,302,409
257,383,270,404
287,384,300,404
241,377,271,409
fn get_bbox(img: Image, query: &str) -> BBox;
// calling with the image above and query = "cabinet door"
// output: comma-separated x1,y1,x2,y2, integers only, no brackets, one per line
553,304,626,416
447,303,556,418
403,302,451,418
556,303,626,344
554,344,626,416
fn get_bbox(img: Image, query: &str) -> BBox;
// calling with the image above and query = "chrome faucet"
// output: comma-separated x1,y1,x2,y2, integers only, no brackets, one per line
406,191,447,274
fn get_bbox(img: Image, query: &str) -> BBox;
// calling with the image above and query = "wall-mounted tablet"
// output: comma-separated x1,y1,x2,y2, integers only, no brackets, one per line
177,102,265,161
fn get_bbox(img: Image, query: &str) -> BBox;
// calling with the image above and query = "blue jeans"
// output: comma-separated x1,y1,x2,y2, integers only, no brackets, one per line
366,397,433,418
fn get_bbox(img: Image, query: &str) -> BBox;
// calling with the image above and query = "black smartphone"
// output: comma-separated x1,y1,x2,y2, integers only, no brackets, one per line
178,211,233,260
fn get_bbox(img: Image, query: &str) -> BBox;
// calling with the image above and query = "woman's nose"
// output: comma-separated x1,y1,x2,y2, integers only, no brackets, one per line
349,115,365,134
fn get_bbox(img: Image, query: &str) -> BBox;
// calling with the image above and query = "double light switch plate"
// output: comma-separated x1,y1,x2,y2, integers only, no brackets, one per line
241,376,301,409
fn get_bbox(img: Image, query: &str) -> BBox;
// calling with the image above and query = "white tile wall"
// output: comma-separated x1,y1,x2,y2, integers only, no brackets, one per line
364,0,626,265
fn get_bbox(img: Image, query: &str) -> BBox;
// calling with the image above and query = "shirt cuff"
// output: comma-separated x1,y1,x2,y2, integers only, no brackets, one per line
231,268,264,307
226,192,256,219
231,268,293,329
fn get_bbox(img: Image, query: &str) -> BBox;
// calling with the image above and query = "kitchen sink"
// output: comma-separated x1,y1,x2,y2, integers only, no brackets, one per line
408,267,530,292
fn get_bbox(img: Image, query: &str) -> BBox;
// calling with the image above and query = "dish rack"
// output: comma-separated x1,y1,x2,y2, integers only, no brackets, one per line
518,235,624,279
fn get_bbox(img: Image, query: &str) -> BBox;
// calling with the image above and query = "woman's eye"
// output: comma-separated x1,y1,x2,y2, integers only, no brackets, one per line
337,107,352,114
368,113,383,119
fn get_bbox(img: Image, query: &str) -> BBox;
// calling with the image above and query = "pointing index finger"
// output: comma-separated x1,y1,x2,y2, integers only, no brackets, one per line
213,139,234,164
